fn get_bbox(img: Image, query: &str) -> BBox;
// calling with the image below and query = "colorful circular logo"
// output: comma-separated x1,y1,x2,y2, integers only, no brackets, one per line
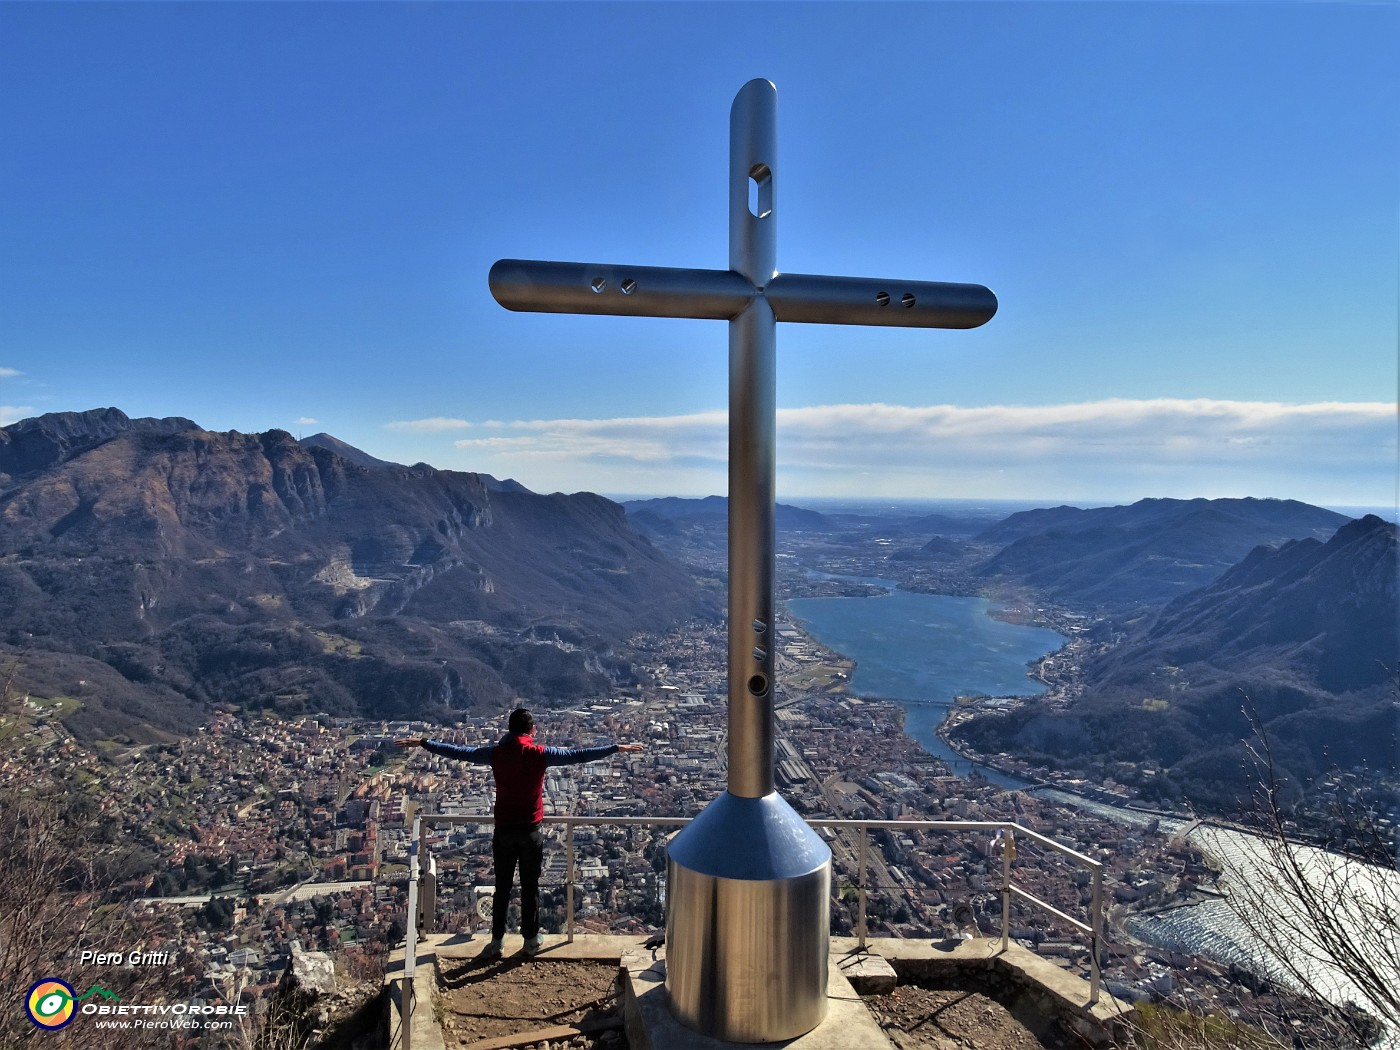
26,978,76,1030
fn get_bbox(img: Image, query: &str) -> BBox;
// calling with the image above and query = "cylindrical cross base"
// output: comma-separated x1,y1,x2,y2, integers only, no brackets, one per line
665,791,832,1042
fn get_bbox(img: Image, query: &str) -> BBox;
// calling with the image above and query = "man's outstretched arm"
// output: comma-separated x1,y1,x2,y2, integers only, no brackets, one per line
395,738,495,764
542,741,643,766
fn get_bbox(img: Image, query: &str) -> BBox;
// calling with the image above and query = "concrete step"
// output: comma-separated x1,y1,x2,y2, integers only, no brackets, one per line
837,951,898,995
622,950,894,1050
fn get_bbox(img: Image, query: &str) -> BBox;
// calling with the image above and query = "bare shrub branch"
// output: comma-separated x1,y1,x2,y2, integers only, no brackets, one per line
1210,699,1400,1044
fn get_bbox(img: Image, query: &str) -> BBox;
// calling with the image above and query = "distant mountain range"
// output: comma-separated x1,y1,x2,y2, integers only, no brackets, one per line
0,409,714,740
952,513,1398,811
976,497,1348,546
622,495,835,534
973,497,1352,615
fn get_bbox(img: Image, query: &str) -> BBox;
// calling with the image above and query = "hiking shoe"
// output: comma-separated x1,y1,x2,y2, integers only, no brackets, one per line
480,938,503,961
523,934,543,955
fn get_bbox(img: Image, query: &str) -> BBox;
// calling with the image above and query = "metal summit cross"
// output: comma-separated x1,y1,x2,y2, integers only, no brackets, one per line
489,79,996,1043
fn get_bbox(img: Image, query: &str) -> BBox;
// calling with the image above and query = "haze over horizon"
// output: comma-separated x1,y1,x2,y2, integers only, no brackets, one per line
2,3,1394,508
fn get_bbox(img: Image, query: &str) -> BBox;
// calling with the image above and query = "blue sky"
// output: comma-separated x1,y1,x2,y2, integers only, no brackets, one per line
1,2,1395,508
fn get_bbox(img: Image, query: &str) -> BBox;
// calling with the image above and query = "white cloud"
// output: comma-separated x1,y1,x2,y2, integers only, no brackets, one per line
0,405,34,426
771,399,1395,465
455,410,726,462
295,417,318,426
447,399,1397,503
0,368,21,378
386,417,472,432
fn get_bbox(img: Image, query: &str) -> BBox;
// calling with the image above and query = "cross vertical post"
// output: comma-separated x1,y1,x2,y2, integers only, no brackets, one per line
727,80,777,800
488,78,995,1043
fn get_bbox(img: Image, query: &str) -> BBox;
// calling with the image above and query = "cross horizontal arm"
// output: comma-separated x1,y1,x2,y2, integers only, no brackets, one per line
766,273,996,329
489,259,997,330
489,259,754,320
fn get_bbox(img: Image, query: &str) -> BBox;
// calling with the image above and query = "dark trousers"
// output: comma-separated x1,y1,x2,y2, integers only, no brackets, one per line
492,823,544,940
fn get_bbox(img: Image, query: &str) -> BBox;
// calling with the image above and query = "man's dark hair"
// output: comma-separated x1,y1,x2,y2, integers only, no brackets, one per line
508,708,534,734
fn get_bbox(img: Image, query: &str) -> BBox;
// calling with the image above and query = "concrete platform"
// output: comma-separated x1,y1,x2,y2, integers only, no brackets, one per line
392,933,890,1049
389,932,1129,1049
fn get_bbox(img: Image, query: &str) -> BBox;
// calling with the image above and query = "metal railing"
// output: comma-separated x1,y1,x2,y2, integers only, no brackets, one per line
396,811,1104,1047
816,817,1104,993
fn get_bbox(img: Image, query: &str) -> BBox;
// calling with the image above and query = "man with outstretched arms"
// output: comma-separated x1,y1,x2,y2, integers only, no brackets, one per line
397,707,641,958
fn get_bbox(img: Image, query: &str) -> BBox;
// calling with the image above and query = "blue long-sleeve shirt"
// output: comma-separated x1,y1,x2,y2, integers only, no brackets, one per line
423,732,621,824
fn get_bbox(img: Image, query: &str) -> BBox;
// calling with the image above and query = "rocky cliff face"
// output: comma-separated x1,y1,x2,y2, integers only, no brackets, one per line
0,409,717,738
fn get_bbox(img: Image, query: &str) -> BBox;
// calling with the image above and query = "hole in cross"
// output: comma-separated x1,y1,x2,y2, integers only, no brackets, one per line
901,293,917,308
620,278,637,295
590,277,607,293
747,163,772,219
875,291,890,307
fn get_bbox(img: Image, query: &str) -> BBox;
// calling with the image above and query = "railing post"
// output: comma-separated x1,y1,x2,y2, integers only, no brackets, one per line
565,821,576,943
1090,863,1103,1005
1000,826,1012,952
411,812,428,935
422,854,437,935
403,813,420,1050
857,828,868,950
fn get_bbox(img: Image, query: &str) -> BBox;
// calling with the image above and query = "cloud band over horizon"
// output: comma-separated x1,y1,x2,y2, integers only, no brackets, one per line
387,416,472,432
439,398,1396,505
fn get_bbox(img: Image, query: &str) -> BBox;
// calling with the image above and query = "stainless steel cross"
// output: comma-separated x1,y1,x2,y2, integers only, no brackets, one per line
488,78,996,1043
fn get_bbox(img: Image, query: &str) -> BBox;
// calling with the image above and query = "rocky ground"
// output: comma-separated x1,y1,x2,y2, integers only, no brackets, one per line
863,976,1077,1050
436,958,626,1049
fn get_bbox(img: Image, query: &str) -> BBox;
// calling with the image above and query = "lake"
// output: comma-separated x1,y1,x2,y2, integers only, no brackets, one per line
786,582,1064,787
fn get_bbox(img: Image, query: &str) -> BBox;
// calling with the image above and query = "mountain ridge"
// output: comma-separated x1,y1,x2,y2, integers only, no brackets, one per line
297,432,530,493
0,407,199,482
297,432,406,471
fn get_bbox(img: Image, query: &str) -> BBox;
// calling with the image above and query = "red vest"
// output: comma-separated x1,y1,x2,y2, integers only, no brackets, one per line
491,733,549,825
